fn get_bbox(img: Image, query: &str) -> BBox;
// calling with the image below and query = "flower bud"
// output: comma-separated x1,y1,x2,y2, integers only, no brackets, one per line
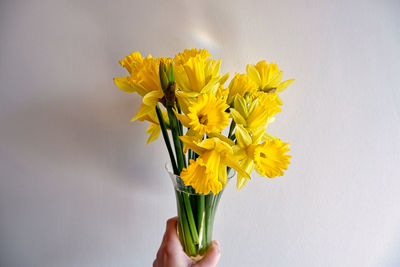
166,63,174,83
159,62,169,91
159,60,176,107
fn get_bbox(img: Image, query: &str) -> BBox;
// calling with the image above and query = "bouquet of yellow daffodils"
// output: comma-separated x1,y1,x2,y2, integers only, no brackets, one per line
114,48,294,259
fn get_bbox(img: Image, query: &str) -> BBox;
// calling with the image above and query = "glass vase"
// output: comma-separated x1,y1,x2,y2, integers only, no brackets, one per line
166,164,233,261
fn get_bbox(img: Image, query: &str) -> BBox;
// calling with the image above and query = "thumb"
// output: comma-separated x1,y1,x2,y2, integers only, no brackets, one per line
193,241,221,267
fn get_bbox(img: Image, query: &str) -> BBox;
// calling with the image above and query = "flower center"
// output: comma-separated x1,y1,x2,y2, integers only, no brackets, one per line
199,114,209,125
260,152,267,158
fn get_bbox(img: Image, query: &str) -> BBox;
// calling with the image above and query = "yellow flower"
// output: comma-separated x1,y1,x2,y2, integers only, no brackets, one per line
118,51,143,75
216,84,229,100
246,60,294,93
131,104,169,144
174,48,211,66
227,73,258,104
233,125,291,189
182,154,224,194
114,51,171,116
174,49,229,113
175,55,228,93
180,136,249,194
230,92,281,133
249,138,291,178
175,94,230,135
233,125,262,189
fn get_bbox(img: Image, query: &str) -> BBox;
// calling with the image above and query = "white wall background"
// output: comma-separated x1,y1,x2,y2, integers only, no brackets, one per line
1,0,399,266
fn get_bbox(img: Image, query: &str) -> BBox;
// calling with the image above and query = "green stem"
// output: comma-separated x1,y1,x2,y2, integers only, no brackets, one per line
204,194,214,252
176,194,187,252
167,107,186,171
197,194,205,242
155,105,178,174
183,193,199,244
176,105,184,138
176,105,185,165
178,192,196,255
166,106,199,247
228,120,236,140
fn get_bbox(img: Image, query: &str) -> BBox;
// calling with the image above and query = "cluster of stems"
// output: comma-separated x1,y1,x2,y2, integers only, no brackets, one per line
156,65,235,256
156,101,225,256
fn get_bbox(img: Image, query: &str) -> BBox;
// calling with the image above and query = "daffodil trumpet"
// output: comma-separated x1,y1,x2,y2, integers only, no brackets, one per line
114,48,294,260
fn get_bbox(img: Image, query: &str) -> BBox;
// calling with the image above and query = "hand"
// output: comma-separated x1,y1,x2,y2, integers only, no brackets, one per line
153,217,221,267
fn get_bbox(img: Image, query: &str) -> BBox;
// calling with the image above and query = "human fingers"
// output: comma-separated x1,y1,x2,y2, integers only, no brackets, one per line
156,217,179,259
193,241,221,267
162,217,180,245
155,217,193,267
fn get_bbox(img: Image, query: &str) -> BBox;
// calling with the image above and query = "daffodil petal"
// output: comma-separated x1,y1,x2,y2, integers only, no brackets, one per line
276,79,295,92
174,110,191,128
114,77,137,93
233,95,248,117
219,72,230,86
218,163,228,187
230,108,247,126
146,123,160,144
236,157,254,190
179,135,206,155
235,124,252,148
143,90,164,107
222,155,250,179
207,132,235,146
131,104,154,122
246,64,261,87
269,71,283,88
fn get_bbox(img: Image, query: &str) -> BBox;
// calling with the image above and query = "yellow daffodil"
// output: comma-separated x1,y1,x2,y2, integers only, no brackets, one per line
118,51,143,75
216,84,229,101
131,104,169,144
226,73,258,104
250,137,291,178
114,51,171,116
246,60,294,93
174,49,229,113
234,125,291,189
115,49,294,197
175,94,230,135
174,48,211,66
230,92,281,133
179,136,249,194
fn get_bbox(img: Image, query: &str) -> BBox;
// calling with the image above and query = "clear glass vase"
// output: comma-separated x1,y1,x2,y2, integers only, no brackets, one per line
166,164,233,261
